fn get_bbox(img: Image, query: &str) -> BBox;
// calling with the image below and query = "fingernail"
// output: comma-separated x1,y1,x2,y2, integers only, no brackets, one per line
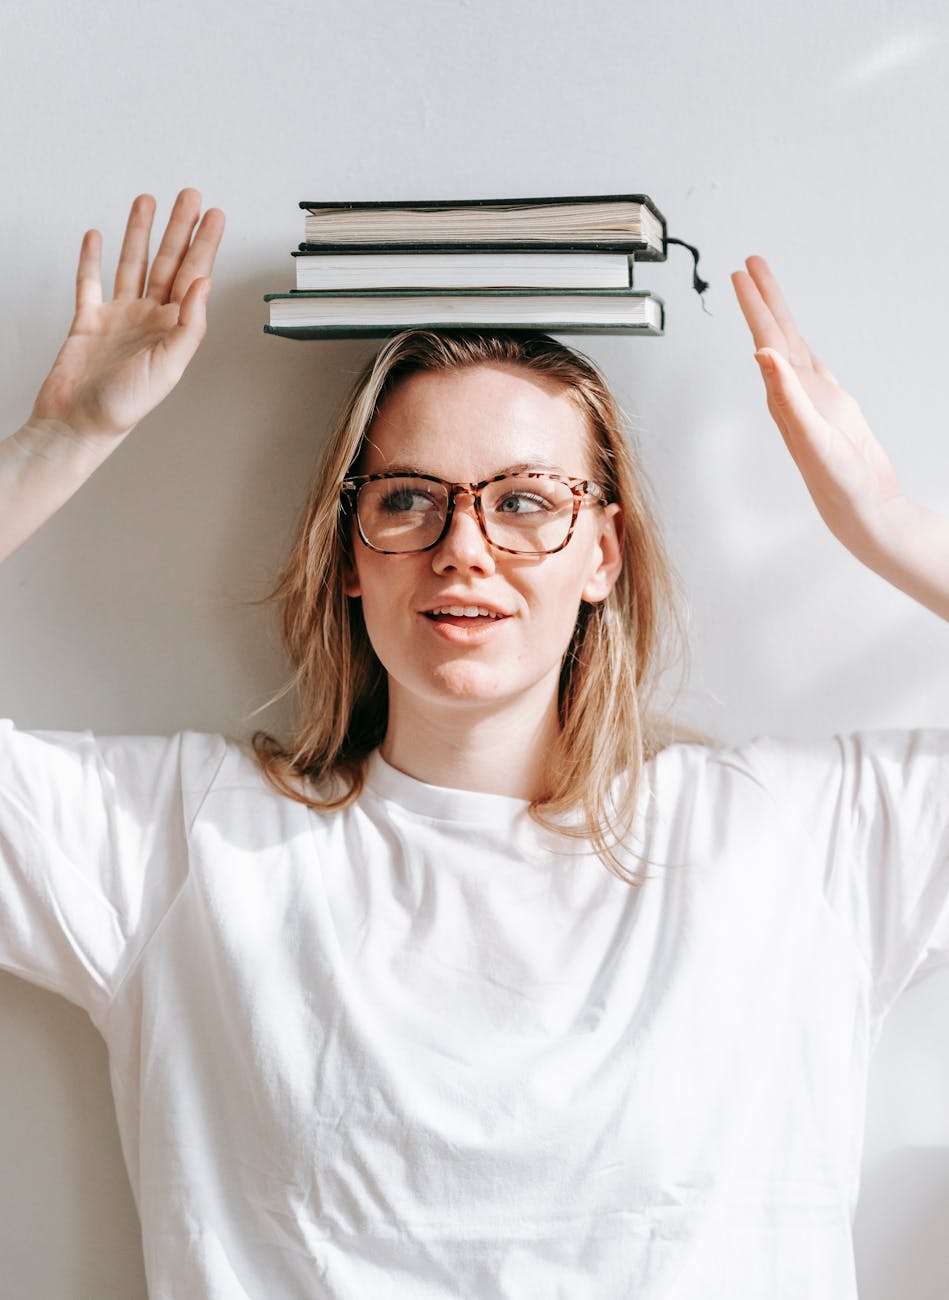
754,350,775,375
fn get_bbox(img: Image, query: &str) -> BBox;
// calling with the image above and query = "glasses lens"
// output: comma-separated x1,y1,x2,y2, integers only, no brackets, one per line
357,477,449,552
481,474,576,553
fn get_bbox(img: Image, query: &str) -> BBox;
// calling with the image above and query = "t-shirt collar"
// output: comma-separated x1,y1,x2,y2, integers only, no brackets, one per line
366,748,531,824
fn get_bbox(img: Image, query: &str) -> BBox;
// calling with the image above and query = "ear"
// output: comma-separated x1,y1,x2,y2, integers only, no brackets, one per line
340,509,363,596
342,541,362,598
581,503,623,603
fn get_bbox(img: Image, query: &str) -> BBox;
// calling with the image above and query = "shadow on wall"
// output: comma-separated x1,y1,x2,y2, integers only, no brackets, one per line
854,1146,949,1300
0,973,147,1299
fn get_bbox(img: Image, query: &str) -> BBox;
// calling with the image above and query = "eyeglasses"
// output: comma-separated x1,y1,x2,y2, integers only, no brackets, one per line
340,470,608,556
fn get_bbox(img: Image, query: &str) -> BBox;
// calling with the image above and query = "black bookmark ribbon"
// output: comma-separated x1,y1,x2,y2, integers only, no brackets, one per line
667,236,711,314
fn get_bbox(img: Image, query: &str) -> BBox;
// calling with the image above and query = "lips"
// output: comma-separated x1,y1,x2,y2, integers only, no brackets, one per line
421,595,512,621
420,600,512,639
426,605,506,620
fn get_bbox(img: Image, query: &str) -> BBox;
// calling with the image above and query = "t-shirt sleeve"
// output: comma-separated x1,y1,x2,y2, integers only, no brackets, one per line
0,722,228,1021
739,730,949,1026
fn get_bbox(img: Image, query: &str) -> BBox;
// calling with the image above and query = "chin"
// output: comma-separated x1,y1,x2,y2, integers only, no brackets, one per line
427,662,512,703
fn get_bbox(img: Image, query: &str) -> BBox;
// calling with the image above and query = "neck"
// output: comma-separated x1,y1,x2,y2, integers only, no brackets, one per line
381,676,561,800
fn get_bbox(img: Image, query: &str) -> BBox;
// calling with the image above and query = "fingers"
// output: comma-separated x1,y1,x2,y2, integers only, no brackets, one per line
157,277,213,375
754,347,830,463
732,255,814,370
731,264,787,355
734,256,843,392
145,188,204,304
78,189,223,320
167,207,226,305
113,194,157,300
744,256,809,360
75,229,104,312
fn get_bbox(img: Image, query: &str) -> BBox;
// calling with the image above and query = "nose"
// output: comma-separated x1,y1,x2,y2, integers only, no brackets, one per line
430,491,497,575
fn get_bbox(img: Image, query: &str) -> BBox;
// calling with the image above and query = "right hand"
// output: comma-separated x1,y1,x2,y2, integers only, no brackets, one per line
732,255,949,622
29,188,225,444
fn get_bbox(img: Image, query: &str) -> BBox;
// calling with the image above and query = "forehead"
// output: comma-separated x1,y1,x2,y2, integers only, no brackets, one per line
361,363,596,478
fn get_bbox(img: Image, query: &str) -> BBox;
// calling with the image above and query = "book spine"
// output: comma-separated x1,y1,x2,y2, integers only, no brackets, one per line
265,288,657,300
264,319,664,340
292,245,635,258
296,240,663,259
298,193,664,221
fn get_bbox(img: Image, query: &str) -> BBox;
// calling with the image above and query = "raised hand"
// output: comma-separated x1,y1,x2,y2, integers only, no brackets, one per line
0,191,224,564
30,188,225,443
732,256,949,622
731,256,903,555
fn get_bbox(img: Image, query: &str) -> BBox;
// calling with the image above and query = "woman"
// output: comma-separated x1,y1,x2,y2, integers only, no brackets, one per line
1,189,947,1299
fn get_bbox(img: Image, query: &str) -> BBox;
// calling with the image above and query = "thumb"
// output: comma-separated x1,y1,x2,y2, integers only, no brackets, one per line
159,278,211,375
153,278,210,382
754,347,837,476
754,347,814,426
178,276,212,334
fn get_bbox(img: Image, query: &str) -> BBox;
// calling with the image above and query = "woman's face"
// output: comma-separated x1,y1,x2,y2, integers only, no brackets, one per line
344,363,623,719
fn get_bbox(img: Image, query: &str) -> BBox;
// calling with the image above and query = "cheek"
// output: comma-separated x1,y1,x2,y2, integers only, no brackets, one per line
527,559,591,640
550,539,598,602
347,553,415,642
348,557,383,618
350,576,398,672
344,532,393,602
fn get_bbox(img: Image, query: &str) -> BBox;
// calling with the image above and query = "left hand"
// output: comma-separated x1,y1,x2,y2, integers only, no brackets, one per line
30,188,225,445
732,255,949,622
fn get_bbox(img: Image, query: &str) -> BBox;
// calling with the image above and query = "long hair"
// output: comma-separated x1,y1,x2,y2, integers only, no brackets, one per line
253,329,688,884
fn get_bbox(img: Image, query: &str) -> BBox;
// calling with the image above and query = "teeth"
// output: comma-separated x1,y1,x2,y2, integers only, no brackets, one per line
431,606,502,618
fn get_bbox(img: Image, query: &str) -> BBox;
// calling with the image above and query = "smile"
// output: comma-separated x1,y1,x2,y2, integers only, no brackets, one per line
420,606,510,642
426,606,506,620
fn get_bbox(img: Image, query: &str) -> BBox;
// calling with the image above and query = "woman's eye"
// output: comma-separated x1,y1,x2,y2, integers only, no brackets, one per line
496,492,551,515
380,488,435,514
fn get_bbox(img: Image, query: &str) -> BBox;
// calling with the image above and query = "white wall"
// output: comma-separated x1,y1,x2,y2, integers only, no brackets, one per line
1,0,947,1294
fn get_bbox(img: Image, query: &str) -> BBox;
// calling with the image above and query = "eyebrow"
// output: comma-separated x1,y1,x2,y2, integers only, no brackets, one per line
380,459,567,477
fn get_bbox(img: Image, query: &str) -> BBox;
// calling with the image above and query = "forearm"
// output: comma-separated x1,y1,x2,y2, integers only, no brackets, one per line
856,496,949,623
0,419,126,564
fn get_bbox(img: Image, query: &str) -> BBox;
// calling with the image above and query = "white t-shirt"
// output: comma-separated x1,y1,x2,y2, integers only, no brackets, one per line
1,722,948,1299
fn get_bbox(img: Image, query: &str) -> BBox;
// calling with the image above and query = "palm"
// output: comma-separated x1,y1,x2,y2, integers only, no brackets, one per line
36,298,186,438
32,190,225,442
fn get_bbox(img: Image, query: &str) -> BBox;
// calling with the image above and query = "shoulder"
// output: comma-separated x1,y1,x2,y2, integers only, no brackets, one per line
647,728,949,787
644,728,949,844
644,731,840,800
0,723,253,823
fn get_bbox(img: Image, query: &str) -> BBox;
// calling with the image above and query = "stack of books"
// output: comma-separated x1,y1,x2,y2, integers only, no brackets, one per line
263,194,668,339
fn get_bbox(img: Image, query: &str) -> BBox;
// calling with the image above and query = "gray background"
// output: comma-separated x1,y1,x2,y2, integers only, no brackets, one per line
1,0,948,1294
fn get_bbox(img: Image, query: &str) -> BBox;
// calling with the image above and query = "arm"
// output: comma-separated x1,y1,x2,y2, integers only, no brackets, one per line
731,256,949,622
0,189,224,564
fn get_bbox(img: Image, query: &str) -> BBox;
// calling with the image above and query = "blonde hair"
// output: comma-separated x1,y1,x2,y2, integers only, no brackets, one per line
253,329,687,884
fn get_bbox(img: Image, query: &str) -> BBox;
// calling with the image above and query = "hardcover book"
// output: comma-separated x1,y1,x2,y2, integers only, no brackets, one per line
298,194,667,257
264,287,664,338
291,250,635,292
